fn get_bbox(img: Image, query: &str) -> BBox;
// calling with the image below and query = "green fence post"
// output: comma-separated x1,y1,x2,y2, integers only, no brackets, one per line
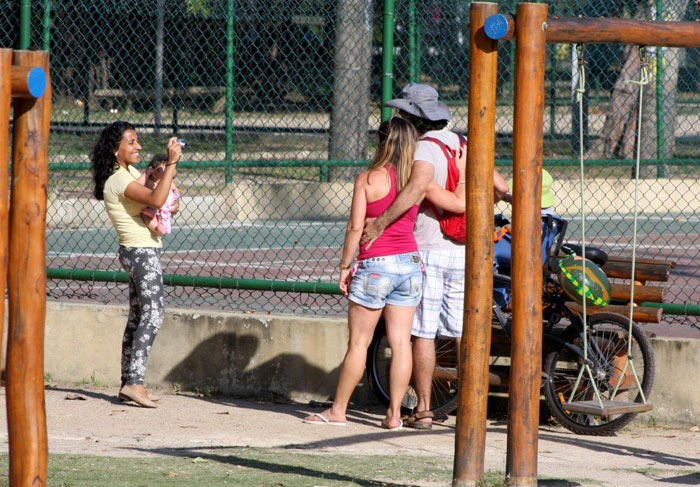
225,0,235,184
408,0,417,83
655,0,665,178
381,0,396,122
20,0,31,49
42,0,51,51
416,12,422,78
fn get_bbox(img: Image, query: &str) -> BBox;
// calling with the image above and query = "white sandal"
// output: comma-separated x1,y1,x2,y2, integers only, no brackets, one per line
303,412,346,426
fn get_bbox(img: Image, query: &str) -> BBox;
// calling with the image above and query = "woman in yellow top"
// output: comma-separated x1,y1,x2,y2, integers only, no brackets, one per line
91,121,182,408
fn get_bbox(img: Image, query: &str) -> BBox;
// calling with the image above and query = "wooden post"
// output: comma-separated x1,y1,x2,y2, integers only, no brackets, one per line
507,3,547,487
453,3,499,486
6,49,51,487
0,49,11,383
485,14,700,48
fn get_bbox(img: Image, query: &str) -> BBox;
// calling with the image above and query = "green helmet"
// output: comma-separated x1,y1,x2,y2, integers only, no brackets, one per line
557,255,612,307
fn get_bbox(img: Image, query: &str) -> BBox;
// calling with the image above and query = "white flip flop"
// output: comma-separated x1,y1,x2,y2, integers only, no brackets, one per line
382,419,403,431
303,412,346,426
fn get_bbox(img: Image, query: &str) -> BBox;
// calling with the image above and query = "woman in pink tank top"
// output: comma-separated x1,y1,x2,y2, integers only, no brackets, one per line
304,118,467,430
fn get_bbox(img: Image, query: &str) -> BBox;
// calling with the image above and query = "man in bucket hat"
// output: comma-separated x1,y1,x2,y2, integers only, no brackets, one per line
362,83,508,429
384,83,453,122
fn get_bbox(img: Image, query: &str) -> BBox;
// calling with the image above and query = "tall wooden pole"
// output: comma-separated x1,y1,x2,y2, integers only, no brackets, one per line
453,3,499,486
6,49,51,487
507,3,547,487
0,49,11,384
0,50,11,484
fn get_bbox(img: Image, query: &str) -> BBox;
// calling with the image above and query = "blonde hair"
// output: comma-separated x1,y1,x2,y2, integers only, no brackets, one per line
369,117,417,192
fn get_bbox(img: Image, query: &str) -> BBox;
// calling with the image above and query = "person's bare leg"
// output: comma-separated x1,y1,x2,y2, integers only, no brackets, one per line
412,336,436,423
382,304,416,428
304,302,382,424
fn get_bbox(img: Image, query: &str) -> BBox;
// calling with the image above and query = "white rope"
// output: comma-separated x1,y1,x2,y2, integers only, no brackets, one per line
622,49,650,328
575,45,587,333
568,44,605,407
569,45,651,409
611,48,651,402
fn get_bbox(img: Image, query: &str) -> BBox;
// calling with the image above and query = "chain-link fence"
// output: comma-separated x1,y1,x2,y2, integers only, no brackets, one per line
6,0,700,324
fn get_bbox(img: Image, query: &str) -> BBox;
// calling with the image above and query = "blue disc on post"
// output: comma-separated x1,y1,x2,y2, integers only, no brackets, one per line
484,14,509,40
27,67,47,98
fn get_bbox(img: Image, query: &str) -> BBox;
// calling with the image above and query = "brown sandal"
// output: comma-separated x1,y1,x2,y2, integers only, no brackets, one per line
404,410,434,430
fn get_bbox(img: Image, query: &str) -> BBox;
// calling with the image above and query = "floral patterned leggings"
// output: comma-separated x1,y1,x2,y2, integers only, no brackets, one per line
118,246,165,386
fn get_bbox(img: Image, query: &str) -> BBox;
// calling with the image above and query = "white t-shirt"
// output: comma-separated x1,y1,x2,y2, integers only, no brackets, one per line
413,129,464,250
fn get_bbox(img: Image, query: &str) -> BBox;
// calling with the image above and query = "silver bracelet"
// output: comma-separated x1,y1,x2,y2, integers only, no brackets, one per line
456,180,466,185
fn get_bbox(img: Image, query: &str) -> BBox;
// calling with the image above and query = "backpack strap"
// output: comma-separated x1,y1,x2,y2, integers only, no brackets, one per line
494,226,510,242
421,136,455,160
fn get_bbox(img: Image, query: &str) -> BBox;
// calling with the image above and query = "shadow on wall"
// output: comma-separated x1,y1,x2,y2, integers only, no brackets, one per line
164,332,342,401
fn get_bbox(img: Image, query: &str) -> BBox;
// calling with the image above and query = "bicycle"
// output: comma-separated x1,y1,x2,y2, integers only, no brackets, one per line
366,215,655,435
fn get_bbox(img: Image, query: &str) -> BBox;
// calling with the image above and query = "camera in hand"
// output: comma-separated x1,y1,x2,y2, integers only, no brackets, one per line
176,138,186,148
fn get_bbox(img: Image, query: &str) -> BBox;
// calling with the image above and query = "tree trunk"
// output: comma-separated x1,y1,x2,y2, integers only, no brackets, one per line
602,0,685,168
99,50,110,90
602,1,654,162
602,43,643,160
661,47,681,159
657,0,687,159
641,46,657,166
328,0,373,180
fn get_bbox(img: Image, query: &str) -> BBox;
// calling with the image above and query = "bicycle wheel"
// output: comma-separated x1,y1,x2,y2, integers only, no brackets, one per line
367,303,510,417
543,312,655,436
366,325,458,415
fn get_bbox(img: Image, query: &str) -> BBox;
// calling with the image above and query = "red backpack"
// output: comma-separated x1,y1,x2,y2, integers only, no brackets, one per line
422,135,467,244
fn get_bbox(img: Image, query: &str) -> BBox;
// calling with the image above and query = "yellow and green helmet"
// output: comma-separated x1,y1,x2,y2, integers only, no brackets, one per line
557,255,612,307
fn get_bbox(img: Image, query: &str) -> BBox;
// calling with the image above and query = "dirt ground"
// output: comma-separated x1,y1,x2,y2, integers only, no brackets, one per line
0,386,698,486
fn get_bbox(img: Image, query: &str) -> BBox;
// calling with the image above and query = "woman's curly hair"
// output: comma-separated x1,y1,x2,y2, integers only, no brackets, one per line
90,121,135,200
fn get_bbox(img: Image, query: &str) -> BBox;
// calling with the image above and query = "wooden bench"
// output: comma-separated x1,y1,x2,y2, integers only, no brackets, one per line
591,255,674,323
92,88,133,110
92,86,228,112
493,255,673,324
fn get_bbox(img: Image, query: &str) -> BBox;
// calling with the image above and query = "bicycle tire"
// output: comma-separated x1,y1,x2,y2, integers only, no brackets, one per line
367,303,510,417
366,324,459,416
542,312,655,436
367,320,405,409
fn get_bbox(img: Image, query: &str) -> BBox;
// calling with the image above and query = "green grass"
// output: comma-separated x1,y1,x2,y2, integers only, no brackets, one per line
0,449,589,487
606,466,700,483
46,130,329,158
609,466,700,476
89,371,104,388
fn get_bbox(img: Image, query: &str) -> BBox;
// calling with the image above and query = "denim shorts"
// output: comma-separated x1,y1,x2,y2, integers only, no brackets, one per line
348,252,423,309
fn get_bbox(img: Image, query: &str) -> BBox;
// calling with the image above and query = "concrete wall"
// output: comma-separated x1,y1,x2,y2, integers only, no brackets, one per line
7,301,699,425
647,337,700,424
41,301,362,404
49,176,700,228
47,180,355,228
